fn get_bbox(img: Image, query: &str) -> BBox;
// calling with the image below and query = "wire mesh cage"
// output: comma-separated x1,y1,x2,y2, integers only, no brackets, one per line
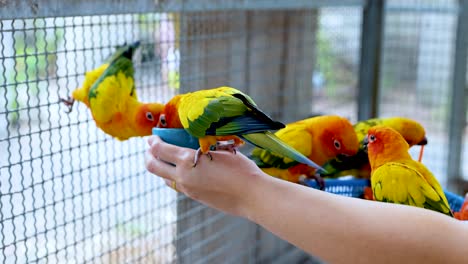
0,0,467,263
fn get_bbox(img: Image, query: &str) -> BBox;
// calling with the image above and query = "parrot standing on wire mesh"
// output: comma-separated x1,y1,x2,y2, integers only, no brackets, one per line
156,86,325,175
249,115,359,188
60,41,164,140
320,117,428,179
365,125,453,217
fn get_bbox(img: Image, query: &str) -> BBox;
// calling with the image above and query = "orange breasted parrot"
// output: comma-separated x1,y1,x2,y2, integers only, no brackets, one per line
321,117,428,179
157,86,325,172
365,125,452,217
249,115,359,187
61,41,164,140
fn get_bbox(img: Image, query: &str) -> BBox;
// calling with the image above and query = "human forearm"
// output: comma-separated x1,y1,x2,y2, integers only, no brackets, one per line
145,137,468,263
245,174,468,263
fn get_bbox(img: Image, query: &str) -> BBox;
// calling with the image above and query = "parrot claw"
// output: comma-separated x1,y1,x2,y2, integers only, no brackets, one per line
215,142,238,154
299,174,325,191
193,148,213,167
59,95,75,113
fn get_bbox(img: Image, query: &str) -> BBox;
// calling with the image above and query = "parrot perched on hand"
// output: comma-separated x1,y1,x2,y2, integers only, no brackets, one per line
60,41,164,140
156,86,325,173
366,125,452,217
320,117,428,179
249,115,359,187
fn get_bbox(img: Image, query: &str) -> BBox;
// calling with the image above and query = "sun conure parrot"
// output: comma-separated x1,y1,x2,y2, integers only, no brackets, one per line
156,86,325,173
60,41,164,140
249,115,359,188
365,125,453,217
320,117,428,179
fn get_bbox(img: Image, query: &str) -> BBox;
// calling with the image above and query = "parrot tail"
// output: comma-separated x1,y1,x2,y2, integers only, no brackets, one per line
241,132,327,173
106,40,141,63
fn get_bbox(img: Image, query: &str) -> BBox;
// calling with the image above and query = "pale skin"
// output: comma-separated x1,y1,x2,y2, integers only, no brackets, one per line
144,136,468,264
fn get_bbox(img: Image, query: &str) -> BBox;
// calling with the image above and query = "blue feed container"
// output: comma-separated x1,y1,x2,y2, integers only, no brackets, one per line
152,128,200,149
303,178,465,212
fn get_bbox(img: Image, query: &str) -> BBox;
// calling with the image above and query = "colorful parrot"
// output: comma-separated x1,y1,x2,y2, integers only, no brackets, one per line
61,41,164,140
249,115,359,187
321,117,428,179
156,86,325,174
366,125,452,217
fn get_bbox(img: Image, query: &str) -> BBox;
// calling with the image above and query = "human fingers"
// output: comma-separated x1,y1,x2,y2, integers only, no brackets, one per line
145,149,177,180
147,136,195,166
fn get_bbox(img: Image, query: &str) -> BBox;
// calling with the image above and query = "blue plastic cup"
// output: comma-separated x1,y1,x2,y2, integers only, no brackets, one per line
152,128,200,149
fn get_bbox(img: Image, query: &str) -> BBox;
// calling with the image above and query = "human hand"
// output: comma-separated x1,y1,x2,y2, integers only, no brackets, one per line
144,136,265,217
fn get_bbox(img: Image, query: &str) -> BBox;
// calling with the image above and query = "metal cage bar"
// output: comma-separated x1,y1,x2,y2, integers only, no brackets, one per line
357,0,385,120
447,0,468,192
0,0,366,20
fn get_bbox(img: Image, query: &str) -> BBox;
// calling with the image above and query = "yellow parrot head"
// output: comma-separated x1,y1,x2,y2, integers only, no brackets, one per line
134,102,165,135
366,125,410,169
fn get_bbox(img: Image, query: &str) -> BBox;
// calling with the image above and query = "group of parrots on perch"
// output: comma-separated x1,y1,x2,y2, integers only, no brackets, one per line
61,41,467,220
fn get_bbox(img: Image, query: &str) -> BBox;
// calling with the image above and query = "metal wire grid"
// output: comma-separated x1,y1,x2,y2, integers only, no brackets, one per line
0,9,333,263
379,0,460,185
311,7,362,123
0,14,179,263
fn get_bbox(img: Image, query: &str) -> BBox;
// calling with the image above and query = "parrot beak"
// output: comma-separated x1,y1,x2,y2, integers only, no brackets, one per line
363,137,369,153
417,137,428,146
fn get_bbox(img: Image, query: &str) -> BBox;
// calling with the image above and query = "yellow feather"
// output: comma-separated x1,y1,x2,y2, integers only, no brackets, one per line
72,64,109,106
178,86,240,128
89,72,135,124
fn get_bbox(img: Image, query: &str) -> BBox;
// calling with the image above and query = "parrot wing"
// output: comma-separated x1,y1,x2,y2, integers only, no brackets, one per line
242,131,324,173
372,162,453,216
250,123,312,169
88,52,136,124
181,91,284,138
72,41,140,107
94,41,139,100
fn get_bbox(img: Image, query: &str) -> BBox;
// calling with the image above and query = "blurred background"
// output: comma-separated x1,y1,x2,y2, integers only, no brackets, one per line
0,0,466,263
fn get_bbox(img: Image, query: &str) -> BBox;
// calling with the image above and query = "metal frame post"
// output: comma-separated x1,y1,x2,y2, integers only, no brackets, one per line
357,0,385,120
447,0,468,193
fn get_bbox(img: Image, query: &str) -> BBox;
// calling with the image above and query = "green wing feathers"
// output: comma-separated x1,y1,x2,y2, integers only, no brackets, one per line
242,132,324,173
89,41,139,101
185,91,283,138
250,147,299,169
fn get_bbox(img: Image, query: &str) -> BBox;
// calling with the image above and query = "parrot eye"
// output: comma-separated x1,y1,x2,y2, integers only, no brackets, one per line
333,139,341,150
145,112,154,121
369,134,376,142
159,114,167,127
